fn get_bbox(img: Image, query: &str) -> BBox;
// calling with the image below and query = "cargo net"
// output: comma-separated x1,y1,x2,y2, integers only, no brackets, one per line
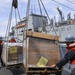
8,46,22,62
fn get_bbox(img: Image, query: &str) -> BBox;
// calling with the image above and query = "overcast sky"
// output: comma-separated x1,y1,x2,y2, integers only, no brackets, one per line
0,0,75,37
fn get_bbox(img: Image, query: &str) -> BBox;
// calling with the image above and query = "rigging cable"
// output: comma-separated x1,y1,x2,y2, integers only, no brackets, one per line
15,8,18,37
5,5,13,65
24,0,30,75
52,0,75,11
17,8,21,21
40,0,51,22
22,0,30,41
5,6,13,40
26,0,30,19
66,0,75,5
23,0,30,41
38,0,44,32
5,0,22,42
15,9,17,25
13,0,22,40
23,0,30,40
38,0,42,15
40,0,58,37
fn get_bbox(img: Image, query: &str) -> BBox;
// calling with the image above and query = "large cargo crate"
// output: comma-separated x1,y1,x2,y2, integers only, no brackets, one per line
23,31,61,74
2,43,23,66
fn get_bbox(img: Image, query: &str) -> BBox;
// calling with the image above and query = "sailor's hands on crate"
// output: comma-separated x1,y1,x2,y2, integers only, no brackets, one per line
50,64,61,70
50,64,56,68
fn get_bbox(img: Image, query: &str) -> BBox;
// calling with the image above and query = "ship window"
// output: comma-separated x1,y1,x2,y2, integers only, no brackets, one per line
67,28,69,30
56,29,58,31
67,27,71,30
69,27,71,30
62,28,65,31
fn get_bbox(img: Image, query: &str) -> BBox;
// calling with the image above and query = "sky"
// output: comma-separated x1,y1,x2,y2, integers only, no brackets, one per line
0,0,75,37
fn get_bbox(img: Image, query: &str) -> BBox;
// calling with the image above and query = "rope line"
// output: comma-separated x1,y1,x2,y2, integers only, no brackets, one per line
40,0,58,37
52,0,75,11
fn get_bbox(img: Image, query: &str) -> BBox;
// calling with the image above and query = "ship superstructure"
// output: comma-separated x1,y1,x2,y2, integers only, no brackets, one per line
11,14,48,41
47,8,75,41
11,12,75,42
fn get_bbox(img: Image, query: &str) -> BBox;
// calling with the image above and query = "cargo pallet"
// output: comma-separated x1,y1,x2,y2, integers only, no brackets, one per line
24,66,62,75
6,63,23,69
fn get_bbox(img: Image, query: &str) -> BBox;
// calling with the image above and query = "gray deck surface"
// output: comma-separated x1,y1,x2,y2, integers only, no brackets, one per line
0,66,25,75
0,65,71,75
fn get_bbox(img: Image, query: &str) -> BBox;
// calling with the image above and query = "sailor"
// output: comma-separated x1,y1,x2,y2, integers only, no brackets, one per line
0,36,5,68
50,35,75,75
9,36,16,43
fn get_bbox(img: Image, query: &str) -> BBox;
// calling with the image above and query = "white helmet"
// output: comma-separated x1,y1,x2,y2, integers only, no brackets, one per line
65,35,75,42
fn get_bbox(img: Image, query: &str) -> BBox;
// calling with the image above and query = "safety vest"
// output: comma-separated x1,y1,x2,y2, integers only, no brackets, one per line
9,39,16,43
0,40,2,44
66,43,75,64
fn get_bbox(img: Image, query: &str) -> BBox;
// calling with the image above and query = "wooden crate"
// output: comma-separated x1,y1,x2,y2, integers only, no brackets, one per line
8,46,23,62
2,43,23,66
23,32,60,73
26,31,59,41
